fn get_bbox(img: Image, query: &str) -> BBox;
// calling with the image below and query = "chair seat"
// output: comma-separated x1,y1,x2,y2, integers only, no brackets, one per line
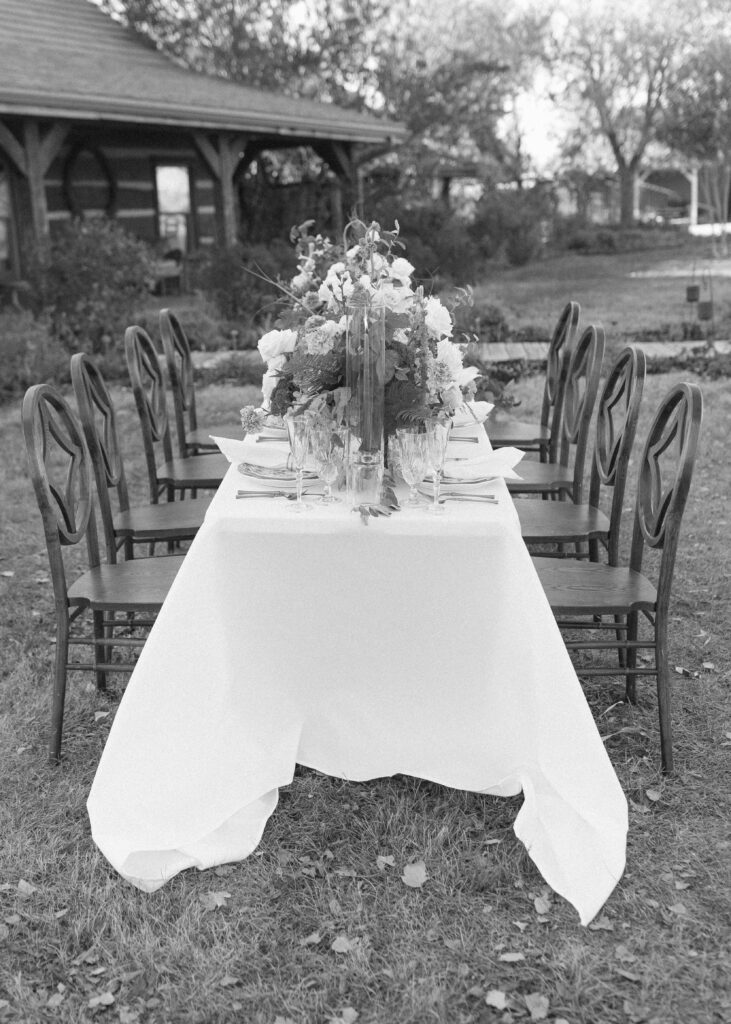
68,554,185,611
508,460,573,494
533,556,657,615
156,452,228,489
488,419,551,449
187,425,241,452
518,501,609,544
113,496,212,541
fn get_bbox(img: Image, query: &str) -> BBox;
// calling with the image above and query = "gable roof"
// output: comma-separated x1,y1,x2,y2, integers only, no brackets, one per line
0,0,405,145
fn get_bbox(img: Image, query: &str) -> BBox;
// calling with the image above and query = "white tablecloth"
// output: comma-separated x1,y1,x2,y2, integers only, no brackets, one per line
87,428,627,925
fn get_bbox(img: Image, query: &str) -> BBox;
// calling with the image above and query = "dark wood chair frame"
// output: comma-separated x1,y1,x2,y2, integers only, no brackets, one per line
125,325,228,502
490,300,580,461
22,383,184,762
159,308,241,457
518,346,646,560
70,353,211,557
533,382,703,773
508,324,605,501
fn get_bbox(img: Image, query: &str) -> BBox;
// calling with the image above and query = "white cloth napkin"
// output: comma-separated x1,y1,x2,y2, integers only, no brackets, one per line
453,401,494,428
211,434,290,469
440,446,524,483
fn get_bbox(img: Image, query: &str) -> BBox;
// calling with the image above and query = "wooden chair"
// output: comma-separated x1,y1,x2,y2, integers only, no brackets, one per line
22,383,185,762
533,382,703,773
125,325,228,501
70,353,211,557
489,301,580,460
159,308,242,457
507,324,605,500
518,347,646,558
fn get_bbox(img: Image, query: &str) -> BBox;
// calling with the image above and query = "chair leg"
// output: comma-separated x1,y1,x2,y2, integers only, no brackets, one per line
50,614,70,763
615,614,627,669
625,611,638,704
655,615,674,775
93,610,108,692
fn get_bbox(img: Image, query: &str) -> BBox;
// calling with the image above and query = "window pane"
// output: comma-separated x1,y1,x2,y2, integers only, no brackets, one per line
155,165,191,214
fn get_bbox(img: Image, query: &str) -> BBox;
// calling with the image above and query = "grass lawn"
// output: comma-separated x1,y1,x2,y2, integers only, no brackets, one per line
1,303,730,1020
473,246,731,346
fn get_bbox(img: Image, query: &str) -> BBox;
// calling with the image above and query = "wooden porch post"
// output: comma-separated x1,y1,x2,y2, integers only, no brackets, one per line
0,119,69,246
193,132,246,246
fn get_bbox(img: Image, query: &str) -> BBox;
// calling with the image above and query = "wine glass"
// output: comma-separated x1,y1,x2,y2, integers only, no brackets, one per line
310,422,344,505
425,418,452,515
396,427,428,508
285,413,311,513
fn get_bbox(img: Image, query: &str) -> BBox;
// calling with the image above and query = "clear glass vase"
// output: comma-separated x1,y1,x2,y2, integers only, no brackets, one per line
345,289,386,508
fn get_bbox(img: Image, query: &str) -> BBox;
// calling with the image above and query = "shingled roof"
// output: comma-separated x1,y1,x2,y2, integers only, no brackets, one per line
0,0,405,145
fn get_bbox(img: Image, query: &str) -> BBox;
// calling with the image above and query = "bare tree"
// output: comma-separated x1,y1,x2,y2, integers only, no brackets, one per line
551,0,690,226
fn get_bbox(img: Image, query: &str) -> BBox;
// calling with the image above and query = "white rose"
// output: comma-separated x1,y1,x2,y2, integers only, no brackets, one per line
457,365,479,386
390,257,414,285
258,329,297,363
291,271,311,293
425,296,453,339
436,339,464,379
261,354,286,407
379,282,414,313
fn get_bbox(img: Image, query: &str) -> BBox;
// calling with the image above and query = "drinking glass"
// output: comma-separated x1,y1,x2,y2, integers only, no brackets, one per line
310,423,344,505
285,413,311,513
425,418,452,515
396,427,428,508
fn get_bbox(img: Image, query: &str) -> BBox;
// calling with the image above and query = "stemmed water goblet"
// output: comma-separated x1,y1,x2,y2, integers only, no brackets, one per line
285,413,311,513
425,418,452,515
310,422,344,505
395,426,429,508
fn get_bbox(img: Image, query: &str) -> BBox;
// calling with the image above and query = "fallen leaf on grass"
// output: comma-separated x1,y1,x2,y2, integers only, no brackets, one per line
46,992,64,1008
199,891,231,911
1,571,15,578
629,800,651,815
401,860,427,888
0,924,9,941
299,931,322,946
331,934,356,954
675,880,690,891
88,991,115,1008
615,944,637,963
94,712,110,722
668,903,687,915
327,1008,359,1024
533,895,551,915
443,937,461,952
219,975,239,987
17,879,37,896
645,788,661,802
54,908,68,919
514,920,529,931
702,662,715,671
524,992,549,1020
4,915,21,926
118,1009,140,1024
0,1001,10,1011
615,969,641,983
588,914,614,931
499,952,525,963
485,990,507,1010
376,854,395,871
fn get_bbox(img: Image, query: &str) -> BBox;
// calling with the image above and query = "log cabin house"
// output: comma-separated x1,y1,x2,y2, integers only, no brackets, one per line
0,0,405,292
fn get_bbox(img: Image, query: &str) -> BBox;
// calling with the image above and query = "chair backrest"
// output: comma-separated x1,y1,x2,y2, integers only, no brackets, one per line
125,325,174,502
22,383,102,607
541,300,581,458
558,323,605,502
630,382,703,612
160,308,197,459
70,353,130,561
587,346,646,564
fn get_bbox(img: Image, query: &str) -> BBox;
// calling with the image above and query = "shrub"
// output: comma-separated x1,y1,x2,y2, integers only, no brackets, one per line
187,240,297,343
469,188,550,267
452,300,510,345
25,217,154,356
367,199,482,283
0,310,67,399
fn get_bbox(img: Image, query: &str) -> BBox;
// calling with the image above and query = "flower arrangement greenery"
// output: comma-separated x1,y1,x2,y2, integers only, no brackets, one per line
240,219,482,439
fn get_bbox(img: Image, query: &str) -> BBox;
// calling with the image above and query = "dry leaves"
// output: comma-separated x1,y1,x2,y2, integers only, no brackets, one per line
485,990,507,1010
199,891,231,911
401,860,427,888
376,854,395,871
499,951,525,963
524,992,550,1020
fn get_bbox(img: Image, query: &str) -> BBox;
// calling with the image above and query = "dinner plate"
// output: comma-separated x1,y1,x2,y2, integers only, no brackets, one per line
238,461,318,483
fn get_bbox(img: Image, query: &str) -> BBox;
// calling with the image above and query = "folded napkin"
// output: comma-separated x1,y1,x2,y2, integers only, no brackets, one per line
452,401,494,429
210,435,319,481
438,446,524,483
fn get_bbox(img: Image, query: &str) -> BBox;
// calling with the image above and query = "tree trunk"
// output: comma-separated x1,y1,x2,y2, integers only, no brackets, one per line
618,165,636,227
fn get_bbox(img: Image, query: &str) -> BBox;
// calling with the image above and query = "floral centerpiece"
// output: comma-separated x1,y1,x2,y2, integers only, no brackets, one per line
240,219,481,447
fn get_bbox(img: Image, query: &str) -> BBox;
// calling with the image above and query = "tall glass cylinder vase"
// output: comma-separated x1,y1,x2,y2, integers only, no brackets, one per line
345,289,386,508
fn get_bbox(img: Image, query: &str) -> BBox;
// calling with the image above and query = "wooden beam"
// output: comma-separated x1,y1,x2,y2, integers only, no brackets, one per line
23,120,50,241
38,122,70,176
0,120,27,175
218,135,238,246
193,131,221,179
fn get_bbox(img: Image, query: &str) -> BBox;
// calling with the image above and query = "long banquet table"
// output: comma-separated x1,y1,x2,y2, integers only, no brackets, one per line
87,422,627,925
